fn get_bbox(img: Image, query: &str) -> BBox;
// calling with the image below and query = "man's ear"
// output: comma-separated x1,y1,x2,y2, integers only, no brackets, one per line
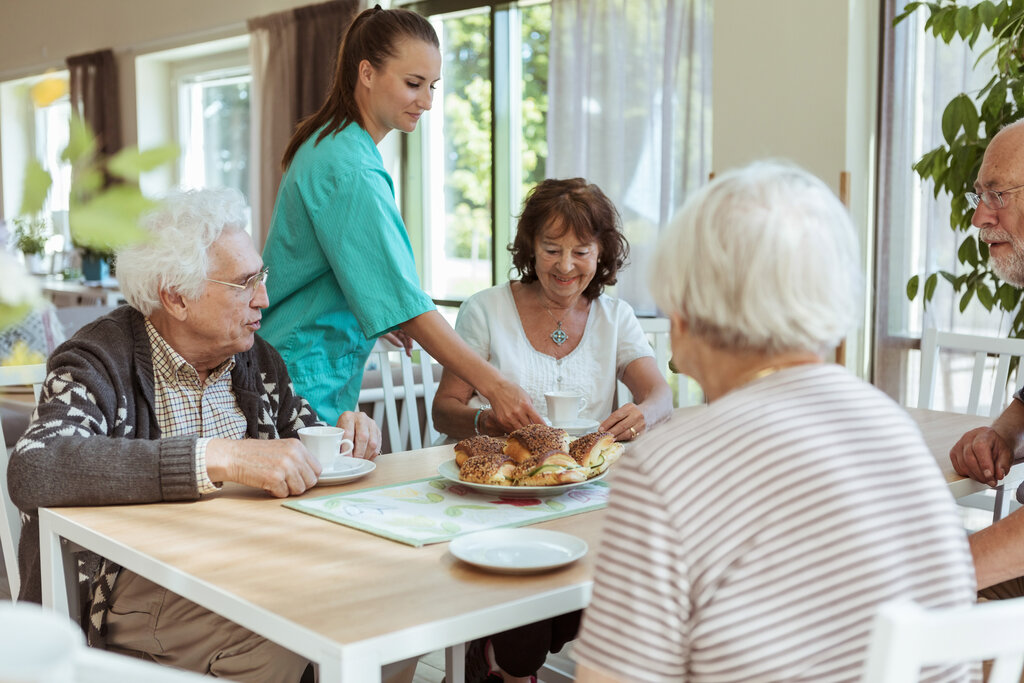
158,288,190,322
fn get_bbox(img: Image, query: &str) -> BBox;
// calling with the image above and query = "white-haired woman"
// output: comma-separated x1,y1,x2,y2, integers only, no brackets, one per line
572,162,978,683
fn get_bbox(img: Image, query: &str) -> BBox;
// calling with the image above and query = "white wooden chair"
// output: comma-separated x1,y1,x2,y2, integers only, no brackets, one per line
918,328,1024,522
0,363,47,601
861,598,1024,682
617,317,702,409
358,340,440,453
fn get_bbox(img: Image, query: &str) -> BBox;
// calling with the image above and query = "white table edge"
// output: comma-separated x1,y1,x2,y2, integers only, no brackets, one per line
38,507,595,682
38,508,365,680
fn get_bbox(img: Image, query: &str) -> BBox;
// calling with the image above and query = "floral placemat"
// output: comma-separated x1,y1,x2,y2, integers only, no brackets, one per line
283,476,609,546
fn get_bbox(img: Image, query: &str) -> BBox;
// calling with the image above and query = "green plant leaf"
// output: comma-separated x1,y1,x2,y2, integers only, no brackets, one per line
999,283,1018,310
960,286,975,313
907,274,920,300
107,144,180,181
69,186,154,251
958,234,979,266
977,0,999,27
924,272,938,302
977,283,995,310
74,168,104,199
19,159,52,216
941,96,962,145
61,115,97,165
955,6,974,38
958,94,980,140
982,81,1007,120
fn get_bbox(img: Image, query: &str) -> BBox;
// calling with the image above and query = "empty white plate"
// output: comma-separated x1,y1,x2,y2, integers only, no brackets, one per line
316,457,376,486
449,528,588,574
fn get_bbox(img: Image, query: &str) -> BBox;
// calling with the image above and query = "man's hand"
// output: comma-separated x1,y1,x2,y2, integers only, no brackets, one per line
950,426,1015,487
206,438,321,498
336,411,382,459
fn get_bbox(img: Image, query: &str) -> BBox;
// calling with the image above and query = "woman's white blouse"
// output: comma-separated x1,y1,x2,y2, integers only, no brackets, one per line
454,282,654,422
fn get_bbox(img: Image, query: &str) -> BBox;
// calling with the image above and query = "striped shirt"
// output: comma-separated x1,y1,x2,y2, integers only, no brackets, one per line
574,364,978,683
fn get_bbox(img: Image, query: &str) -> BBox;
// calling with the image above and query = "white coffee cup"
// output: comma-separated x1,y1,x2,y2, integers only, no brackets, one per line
298,426,354,470
0,603,83,683
545,391,588,425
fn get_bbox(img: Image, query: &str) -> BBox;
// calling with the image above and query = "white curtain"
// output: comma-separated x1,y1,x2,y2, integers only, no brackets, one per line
547,0,712,315
875,3,1002,402
248,13,298,252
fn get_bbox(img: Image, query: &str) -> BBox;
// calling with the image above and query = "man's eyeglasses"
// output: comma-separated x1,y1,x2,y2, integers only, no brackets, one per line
966,183,1024,210
206,266,269,297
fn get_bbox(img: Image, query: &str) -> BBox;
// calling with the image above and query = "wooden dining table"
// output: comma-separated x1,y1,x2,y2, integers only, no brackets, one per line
36,406,1002,682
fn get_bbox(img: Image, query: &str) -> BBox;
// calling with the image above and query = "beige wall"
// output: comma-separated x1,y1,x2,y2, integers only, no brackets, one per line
712,0,879,373
0,0,304,80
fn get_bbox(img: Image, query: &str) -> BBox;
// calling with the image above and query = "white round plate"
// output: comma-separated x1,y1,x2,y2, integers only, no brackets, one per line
449,528,588,574
549,418,601,437
437,459,605,498
316,457,376,486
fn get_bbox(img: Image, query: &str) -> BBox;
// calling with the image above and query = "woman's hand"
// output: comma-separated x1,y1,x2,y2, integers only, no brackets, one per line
484,379,544,432
335,411,383,459
601,403,647,442
380,330,413,357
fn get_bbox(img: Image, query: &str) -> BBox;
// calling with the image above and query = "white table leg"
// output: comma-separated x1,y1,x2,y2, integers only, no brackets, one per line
317,651,382,683
446,642,466,683
39,511,72,615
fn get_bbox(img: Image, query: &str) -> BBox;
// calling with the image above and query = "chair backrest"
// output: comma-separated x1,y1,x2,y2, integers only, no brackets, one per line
617,317,703,409
862,598,1024,682
358,340,440,453
918,328,1024,418
0,363,47,601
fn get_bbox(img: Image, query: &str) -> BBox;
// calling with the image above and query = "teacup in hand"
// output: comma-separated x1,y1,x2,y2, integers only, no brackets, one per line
544,391,587,426
297,426,354,471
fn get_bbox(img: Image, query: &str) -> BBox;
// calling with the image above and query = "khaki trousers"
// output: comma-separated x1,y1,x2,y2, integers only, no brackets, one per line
106,570,418,683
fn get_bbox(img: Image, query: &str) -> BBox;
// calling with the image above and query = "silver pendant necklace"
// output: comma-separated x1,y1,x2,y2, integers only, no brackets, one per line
539,290,578,346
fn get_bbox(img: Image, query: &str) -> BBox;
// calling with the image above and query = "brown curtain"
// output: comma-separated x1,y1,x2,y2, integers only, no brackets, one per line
294,0,362,121
66,49,122,159
248,0,363,250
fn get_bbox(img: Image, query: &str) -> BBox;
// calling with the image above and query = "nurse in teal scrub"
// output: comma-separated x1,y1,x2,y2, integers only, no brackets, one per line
261,6,542,430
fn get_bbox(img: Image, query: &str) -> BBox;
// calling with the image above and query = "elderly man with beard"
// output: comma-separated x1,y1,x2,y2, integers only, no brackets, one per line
949,118,1024,596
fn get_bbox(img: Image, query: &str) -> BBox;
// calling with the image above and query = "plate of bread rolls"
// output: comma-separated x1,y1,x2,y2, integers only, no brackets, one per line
438,424,624,498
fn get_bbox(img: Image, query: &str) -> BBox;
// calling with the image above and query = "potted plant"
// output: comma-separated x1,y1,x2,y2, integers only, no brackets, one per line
12,215,49,273
900,2,1024,336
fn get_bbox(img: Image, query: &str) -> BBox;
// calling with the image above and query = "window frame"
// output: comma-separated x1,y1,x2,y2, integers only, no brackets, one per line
400,0,548,302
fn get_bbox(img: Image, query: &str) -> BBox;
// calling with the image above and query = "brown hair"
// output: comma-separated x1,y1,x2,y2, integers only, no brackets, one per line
509,178,629,300
281,5,438,169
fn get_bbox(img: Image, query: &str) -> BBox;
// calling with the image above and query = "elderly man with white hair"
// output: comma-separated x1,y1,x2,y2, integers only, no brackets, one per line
571,161,977,683
8,188,380,682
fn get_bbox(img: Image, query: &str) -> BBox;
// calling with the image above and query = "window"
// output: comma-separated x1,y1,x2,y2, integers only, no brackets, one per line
136,36,252,229
403,0,550,304
875,7,1011,411
0,72,71,222
176,67,251,202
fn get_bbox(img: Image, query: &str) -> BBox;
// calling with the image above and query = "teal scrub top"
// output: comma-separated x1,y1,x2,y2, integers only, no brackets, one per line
260,122,435,424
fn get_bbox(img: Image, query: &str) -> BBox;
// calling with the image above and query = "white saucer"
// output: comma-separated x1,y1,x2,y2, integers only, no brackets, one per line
449,528,588,574
316,457,376,486
549,418,601,437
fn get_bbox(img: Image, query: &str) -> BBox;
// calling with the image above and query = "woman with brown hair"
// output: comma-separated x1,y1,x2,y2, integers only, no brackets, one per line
261,6,541,434
433,177,672,443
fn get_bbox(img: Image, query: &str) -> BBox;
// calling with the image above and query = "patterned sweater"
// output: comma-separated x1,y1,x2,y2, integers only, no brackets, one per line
8,306,322,605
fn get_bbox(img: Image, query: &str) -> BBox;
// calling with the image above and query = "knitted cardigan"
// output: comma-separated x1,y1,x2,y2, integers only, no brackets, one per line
8,306,322,604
